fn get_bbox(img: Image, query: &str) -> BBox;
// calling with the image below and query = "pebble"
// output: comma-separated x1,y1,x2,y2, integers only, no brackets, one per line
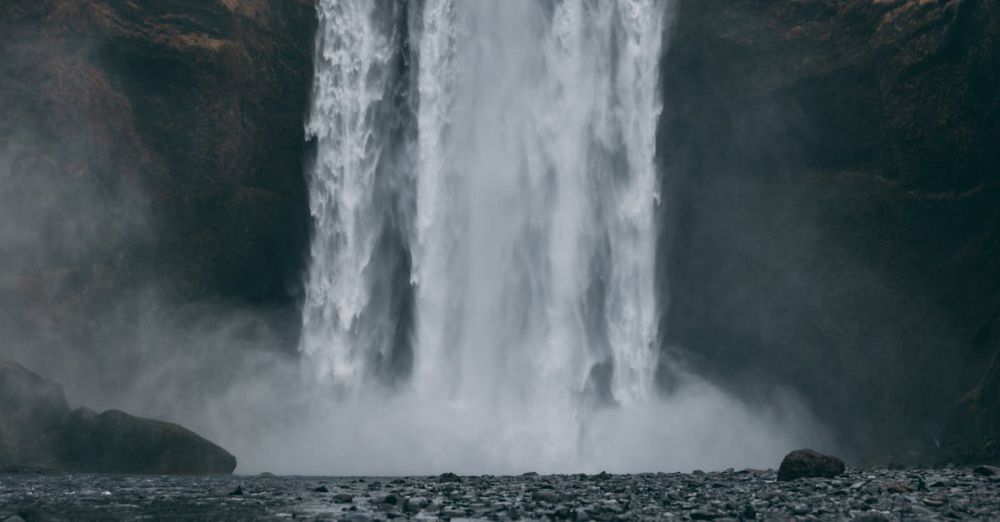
1,467,999,519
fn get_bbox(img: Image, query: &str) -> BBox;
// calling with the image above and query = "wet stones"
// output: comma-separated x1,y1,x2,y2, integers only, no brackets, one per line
882,481,909,493
3,466,1000,519
532,490,562,503
403,495,429,513
777,449,846,481
690,509,724,520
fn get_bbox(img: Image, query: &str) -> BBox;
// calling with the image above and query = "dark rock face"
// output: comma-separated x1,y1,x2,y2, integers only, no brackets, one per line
0,0,316,312
0,0,316,415
659,0,1000,464
777,449,846,481
0,360,236,474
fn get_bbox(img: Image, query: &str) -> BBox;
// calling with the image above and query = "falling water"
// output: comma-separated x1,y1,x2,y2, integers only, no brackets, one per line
295,0,824,475
301,0,413,390
411,0,666,417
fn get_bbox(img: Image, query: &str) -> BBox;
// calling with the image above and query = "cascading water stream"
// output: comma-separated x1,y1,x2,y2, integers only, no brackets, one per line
410,0,667,419
301,0,397,388
292,0,824,475
306,0,665,407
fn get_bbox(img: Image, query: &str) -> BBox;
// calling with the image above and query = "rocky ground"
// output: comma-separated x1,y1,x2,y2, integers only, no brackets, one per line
2,467,999,521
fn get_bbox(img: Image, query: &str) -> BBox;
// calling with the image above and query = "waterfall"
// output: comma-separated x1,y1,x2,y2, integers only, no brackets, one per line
302,0,414,390
306,0,666,403
296,0,821,475
410,0,666,408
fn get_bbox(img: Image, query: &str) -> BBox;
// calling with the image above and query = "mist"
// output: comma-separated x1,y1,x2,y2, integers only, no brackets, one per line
5,1,1000,518
0,273,830,476
0,145,832,475
0,0,840,478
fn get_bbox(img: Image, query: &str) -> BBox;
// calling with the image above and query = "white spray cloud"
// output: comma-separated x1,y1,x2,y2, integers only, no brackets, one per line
1,1,835,477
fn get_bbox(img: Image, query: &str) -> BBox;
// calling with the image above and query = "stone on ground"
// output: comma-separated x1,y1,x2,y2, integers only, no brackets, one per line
777,448,846,481
0,359,236,475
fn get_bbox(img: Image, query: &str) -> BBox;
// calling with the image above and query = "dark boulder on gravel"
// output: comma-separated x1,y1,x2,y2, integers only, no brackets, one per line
974,465,1000,477
57,409,236,474
0,360,236,474
777,449,846,481
438,472,461,482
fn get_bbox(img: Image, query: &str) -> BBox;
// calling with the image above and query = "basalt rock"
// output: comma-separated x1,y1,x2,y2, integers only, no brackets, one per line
0,360,236,474
56,409,236,475
661,0,1000,465
0,0,316,317
438,472,462,483
974,465,1000,477
0,360,70,470
777,449,846,481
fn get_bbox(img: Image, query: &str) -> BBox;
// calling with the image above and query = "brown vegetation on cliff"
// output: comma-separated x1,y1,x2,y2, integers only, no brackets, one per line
0,0,315,311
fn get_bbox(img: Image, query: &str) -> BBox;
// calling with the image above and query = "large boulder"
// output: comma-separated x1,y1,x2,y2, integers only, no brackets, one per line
777,449,846,481
57,409,236,475
0,360,71,469
0,360,235,474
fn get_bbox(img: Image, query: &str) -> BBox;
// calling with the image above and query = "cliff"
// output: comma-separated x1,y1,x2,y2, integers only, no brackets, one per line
659,0,1000,464
0,0,315,309
2,0,999,467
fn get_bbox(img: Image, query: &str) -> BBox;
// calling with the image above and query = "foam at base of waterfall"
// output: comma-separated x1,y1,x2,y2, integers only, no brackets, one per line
290,0,831,475
222,372,829,475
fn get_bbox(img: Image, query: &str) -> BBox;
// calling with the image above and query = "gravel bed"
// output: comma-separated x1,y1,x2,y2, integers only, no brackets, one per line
2,467,999,520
